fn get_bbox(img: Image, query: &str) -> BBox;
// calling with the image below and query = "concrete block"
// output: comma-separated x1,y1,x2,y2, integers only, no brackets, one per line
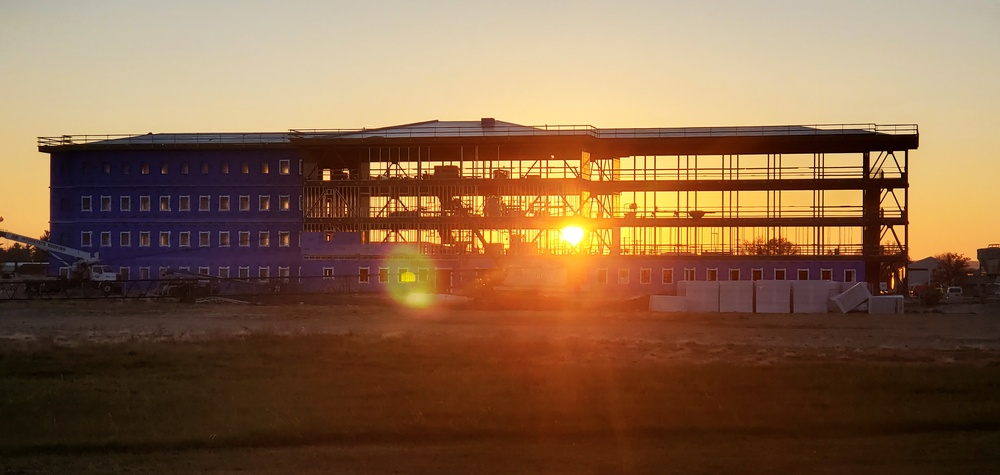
792,280,840,313
755,281,792,313
649,295,688,312
685,281,720,312
868,295,904,314
719,281,754,313
830,282,871,313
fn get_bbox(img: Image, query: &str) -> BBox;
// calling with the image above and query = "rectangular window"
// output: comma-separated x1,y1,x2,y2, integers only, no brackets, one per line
159,266,169,277
140,196,151,212
122,162,130,175
640,268,652,284
100,231,111,247
102,162,111,174
279,159,290,175
239,266,250,279
323,267,334,280
279,195,290,211
100,196,111,212
199,195,210,211
119,231,131,247
179,196,190,212
797,269,810,281
160,196,170,212
119,267,130,281
221,162,230,174
684,268,696,281
160,163,169,175
139,231,150,247
159,231,170,247
278,266,290,282
359,267,370,283
239,231,250,247
81,231,92,247
240,161,249,174
617,268,629,285
179,231,191,248
845,269,856,282
707,268,718,281
752,268,763,281
821,269,833,281
239,195,250,211
198,266,210,275
661,268,674,284
258,231,270,247
181,162,190,175
259,195,270,211
141,162,150,175
120,196,131,212
139,267,150,280
218,267,230,278
398,267,410,283
597,268,608,284
418,268,429,283
278,231,290,247
199,231,210,247
219,195,230,212
81,196,92,212
219,231,231,247
378,267,389,283
260,161,270,174
729,269,741,281
774,269,787,280
258,267,269,281
200,162,209,174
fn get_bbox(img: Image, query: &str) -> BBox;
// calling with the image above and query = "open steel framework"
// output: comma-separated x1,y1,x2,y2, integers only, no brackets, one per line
291,120,918,289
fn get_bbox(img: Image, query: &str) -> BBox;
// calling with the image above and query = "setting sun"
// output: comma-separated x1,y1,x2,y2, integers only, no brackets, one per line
560,226,585,246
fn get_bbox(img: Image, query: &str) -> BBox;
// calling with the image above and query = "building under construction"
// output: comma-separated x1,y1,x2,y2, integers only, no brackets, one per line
37,119,918,298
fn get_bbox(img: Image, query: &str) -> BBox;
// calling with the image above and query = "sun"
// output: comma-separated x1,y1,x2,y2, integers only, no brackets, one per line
560,226,585,246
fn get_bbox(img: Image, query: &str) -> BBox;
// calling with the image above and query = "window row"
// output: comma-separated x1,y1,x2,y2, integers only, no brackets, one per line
80,230,294,248
596,267,857,285
80,195,295,212
119,266,293,281
77,159,295,176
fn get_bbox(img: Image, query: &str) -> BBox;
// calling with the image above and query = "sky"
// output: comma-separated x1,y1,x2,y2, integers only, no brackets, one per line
1,0,998,260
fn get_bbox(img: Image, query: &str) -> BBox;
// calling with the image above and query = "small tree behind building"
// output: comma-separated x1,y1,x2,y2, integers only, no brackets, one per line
931,252,971,287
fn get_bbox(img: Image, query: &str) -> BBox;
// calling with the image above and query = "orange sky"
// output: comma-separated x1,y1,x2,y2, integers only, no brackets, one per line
1,0,998,259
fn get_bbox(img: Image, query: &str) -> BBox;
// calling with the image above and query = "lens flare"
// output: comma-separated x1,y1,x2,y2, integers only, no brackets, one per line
560,226,585,246
384,245,435,309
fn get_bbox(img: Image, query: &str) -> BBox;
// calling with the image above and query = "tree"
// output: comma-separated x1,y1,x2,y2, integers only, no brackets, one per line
1,243,32,262
741,237,798,256
931,252,971,287
30,230,50,263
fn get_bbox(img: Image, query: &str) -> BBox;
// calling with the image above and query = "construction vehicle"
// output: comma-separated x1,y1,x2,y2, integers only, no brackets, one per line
0,225,120,294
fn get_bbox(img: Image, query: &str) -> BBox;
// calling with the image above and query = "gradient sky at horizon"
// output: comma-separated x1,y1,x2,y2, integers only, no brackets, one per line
1,0,998,259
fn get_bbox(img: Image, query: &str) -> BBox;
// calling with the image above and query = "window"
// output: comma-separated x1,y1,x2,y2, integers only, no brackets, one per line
378,267,389,283
120,196,131,212
845,269,856,282
684,268,696,281
729,269,741,281
139,267,150,280
661,268,674,284
278,267,290,282
239,195,250,211
279,159,290,175
160,196,170,212
617,268,629,285
239,231,250,247
774,269,787,280
218,267,230,278
139,231,150,247
797,269,810,281
159,231,170,247
240,161,249,174
119,231,131,247
258,231,270,247
259,195,270,211
279,195,290,211
324,231,334,242
199,231,210,247
219,195,230,212
181,162,190,175
260,161,270,174
221,162,230,174
103,162,111,174
160,163,169,174
198,266,210,275
597,268,608,284
119,267,130,281
258,267,269,281
122,162,130,175
359,267,370,283
81,196,92,212
707,268,718,281
140,196,151,212
323,267,334,280
239,266,250,279
399,267,413,283
199,196,210,211
219,231,231,247
100,196,111,212
179,196,190,212
179,231,191,248
752,268,763,281
81,231,92,247
821,269,833,281
141,162,150,174
418,268,429,283
200,162,209,174
278,231,290,248
100,232,111,247
640,268,652,284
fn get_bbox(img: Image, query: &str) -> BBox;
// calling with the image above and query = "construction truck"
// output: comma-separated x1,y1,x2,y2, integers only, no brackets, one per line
0,226,120,295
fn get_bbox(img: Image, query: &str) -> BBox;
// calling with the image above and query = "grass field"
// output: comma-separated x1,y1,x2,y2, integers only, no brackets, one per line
1,315,999,474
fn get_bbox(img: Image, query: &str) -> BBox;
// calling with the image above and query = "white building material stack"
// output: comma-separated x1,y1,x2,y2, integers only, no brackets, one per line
830,282,872,313
685,281,720,312
648,295,688,312
755,281,792,313
719,281,754,312
792,281,840,313
868,295,904,314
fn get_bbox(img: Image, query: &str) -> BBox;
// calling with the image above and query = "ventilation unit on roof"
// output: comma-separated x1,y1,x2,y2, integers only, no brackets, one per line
481,118,496,127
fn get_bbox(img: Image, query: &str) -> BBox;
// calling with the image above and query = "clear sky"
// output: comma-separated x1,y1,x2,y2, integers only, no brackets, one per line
1,0,997,259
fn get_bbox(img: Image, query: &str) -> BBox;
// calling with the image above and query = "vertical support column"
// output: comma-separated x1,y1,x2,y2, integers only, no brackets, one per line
862,151,881,290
